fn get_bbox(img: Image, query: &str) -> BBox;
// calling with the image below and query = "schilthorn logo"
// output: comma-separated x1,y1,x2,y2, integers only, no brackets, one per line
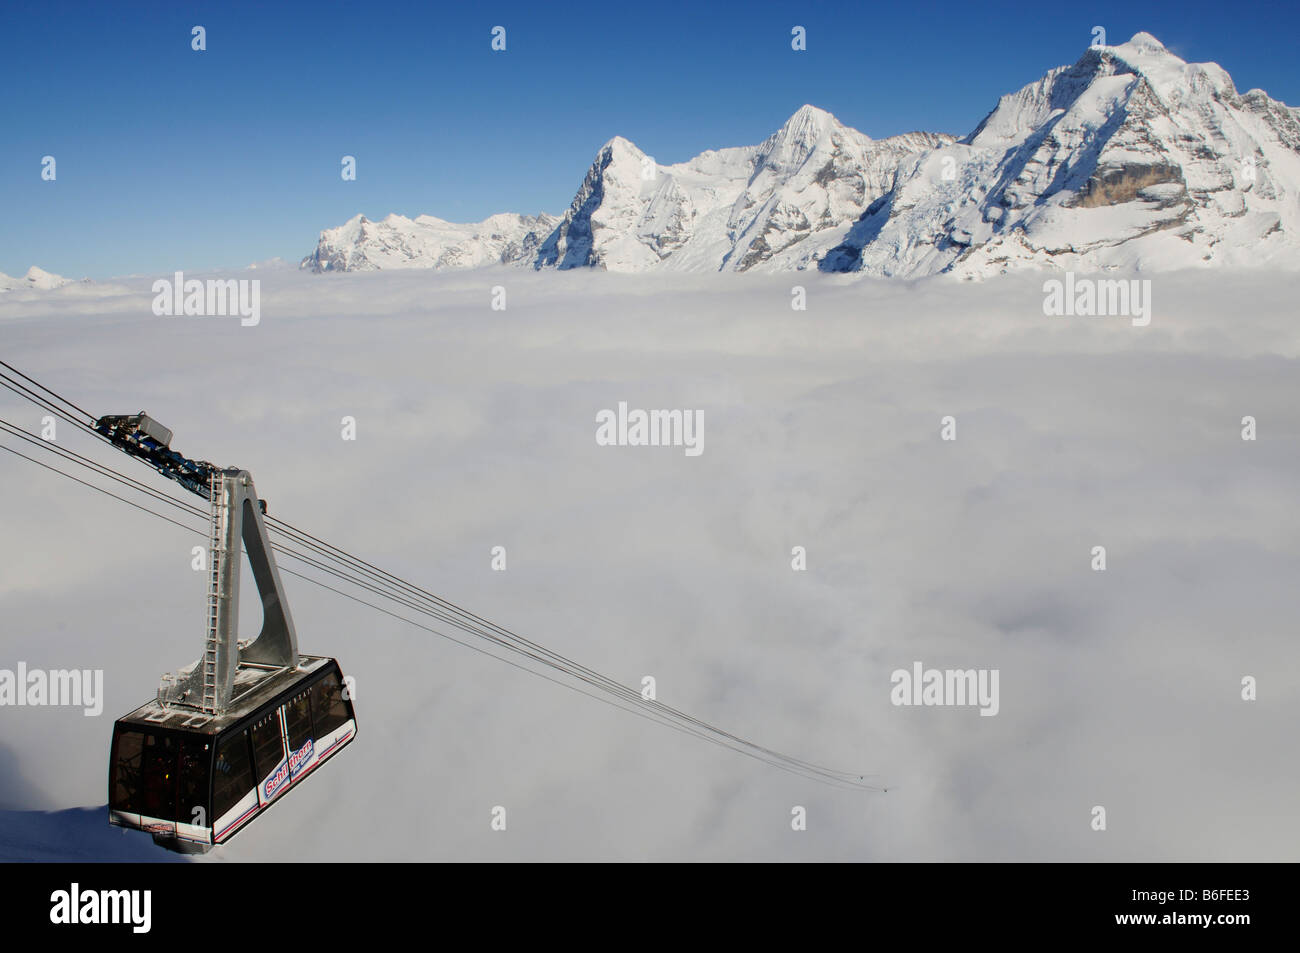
50,883,151,934
151,271,261,326
263,760,290,799
288,738,314,774
0,663,103,716
890,661,1000,716
1042,272,1151,327
595,401,704,457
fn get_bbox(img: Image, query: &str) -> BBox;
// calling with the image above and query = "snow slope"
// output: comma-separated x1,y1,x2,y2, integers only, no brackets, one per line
824,33,1300,277
0,807,185,862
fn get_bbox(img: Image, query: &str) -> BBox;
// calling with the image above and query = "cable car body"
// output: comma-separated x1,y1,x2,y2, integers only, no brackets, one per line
109,656,356,851
98,419,357,852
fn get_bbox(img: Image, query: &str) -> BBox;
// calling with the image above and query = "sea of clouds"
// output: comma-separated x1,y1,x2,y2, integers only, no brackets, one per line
1,266,1297,860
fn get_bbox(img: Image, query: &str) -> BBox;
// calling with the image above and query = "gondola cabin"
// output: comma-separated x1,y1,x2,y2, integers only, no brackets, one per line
95,426,358,852
109,656,356,852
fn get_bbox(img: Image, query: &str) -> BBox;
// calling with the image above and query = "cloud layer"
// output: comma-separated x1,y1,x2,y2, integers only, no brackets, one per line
1,267,1297,860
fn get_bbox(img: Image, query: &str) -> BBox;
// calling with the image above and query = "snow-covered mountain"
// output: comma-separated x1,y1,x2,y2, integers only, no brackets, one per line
301,212,560,272
823,33,1300,277
302,107,951,275
534,107,950,272
302,33,1300,278
0,266,84,292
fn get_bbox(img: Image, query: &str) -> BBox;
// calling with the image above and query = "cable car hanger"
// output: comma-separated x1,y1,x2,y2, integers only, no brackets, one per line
94,414,296,713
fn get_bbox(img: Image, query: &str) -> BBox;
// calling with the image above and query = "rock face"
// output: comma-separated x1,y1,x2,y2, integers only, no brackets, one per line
822,33,1300,277
302,33,1300,278
300,212,560,272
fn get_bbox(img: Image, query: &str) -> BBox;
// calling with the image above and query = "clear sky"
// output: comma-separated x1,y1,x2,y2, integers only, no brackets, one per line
2,0,1298,280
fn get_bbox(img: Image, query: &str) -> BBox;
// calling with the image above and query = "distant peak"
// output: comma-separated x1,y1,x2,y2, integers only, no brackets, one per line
789,103,833,121
600,135,643,155
1127,31,1166,50
780,104,837,133
19,266,77,290
755,104,847,169
1110,31,1182,64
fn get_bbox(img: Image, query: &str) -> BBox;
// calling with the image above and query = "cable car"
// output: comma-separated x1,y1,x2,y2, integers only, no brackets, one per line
109,656,356,852
98,413,358,852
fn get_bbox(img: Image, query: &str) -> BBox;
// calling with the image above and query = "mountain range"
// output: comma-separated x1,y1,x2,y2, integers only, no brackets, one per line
300,32,1294,278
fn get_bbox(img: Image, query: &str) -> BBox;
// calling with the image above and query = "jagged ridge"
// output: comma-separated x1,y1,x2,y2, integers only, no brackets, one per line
301,33,1300,279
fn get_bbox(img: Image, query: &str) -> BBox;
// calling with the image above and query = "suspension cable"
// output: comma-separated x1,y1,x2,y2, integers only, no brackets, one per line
0,365,880,790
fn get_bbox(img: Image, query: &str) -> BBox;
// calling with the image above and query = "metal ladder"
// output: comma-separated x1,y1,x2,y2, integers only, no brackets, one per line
201,471,229,714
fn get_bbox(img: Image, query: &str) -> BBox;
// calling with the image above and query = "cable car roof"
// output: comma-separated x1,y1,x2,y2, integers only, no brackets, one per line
114,656,336,735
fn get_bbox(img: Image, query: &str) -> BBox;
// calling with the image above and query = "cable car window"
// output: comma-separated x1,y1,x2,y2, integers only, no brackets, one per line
250,716,286,779
311,673,350,737
285,693,313,752
110,729,145,813
213,730,254,820
139,733,179,821
177,736,211,827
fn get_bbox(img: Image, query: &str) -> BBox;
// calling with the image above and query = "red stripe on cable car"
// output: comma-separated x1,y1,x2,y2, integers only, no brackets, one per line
215,803,260,839
316,728,354,761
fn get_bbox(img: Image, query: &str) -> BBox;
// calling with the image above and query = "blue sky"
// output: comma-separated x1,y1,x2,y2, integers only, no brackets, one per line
2,0,1298,280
